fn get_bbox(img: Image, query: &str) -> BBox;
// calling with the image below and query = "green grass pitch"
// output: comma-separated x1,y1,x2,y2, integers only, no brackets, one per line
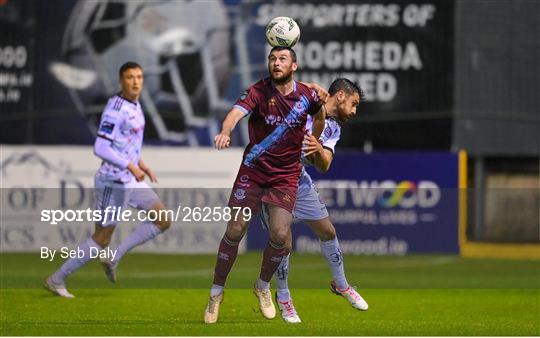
1,252,538,335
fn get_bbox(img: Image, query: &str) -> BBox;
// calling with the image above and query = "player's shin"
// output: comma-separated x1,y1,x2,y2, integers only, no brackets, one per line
321,237,349,290
51,237,102,284
259,240,290,287
112,221,161,267
212,234,240,289
274,253,291,301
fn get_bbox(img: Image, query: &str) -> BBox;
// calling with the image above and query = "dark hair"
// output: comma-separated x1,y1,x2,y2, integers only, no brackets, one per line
269,46,297,62
119,61,142,78
328,78,365,102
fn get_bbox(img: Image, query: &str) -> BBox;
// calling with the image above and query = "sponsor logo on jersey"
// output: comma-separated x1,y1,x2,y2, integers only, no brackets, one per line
99,121,115,134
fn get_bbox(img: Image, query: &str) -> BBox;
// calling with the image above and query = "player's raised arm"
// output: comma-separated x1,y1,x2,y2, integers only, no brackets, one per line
214,107,246,150
311,105,326,140
302,82,329,103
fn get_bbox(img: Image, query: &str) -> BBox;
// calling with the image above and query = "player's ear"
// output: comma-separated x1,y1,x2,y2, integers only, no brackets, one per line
337,90,345,102
292,62,298,71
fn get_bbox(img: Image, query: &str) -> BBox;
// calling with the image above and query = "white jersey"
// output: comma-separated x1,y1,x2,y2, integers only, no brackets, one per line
273,115,340,221
96,94,145,182
307,114,341,154
301,115,341,167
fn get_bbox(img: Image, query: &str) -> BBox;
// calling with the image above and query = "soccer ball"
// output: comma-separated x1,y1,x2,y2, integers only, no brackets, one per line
265,17,300,48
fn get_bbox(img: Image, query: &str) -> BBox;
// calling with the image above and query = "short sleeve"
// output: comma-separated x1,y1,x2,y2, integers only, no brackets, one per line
306,89,322,116
97,107,123,141
321,122,341,154
233,87,259,116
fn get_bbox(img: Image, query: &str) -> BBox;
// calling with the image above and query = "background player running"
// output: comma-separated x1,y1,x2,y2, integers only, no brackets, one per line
267,78,369,323
204,46,325,324
45,62,171,298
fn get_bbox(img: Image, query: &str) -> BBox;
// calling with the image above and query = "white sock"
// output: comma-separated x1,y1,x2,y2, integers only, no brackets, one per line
275,253,291,301
256,278,270,290
321,237,349,290
210,284,224,297
51,237,101,284
113,222,161,267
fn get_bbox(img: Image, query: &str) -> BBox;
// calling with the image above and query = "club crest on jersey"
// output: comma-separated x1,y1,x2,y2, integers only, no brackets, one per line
234,188,246,200
268,97,276,106
324,127,333,139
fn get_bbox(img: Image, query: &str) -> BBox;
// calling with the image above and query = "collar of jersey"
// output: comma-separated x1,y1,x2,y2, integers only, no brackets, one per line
327,115,343,127
116,93,139,106
269,78,299,99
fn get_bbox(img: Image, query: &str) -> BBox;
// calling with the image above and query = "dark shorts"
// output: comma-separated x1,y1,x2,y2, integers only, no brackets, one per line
228,164,299,214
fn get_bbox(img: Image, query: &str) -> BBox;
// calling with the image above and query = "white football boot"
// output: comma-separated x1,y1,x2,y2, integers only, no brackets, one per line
100,257,117,283
44,276,75,298
275,292,301,323
330,280,368,311
253,283,276,319
204,293,224,324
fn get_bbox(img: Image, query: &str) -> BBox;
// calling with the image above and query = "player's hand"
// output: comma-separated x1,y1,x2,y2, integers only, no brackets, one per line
143,167,158,183
303,134,323,157
304,82,329,103
214,132,231,150
128,163,145,182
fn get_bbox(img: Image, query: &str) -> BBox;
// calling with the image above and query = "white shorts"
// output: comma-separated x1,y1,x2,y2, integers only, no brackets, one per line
292,181,329,221
94,176,160,227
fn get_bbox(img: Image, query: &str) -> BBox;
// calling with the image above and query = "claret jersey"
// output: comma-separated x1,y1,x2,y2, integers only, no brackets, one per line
233,78,321,175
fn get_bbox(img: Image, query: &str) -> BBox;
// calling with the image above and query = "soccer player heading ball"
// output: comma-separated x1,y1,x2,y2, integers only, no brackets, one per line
205,46,326,324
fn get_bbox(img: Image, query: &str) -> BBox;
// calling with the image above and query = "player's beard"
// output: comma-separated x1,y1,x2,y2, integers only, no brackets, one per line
271,69,293,85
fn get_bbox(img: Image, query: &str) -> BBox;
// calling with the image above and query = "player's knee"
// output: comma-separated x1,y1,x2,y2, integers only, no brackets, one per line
154,218,171,231
226,220,247,242
319,227,336,242
269,229,289,247
92,235,110,248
